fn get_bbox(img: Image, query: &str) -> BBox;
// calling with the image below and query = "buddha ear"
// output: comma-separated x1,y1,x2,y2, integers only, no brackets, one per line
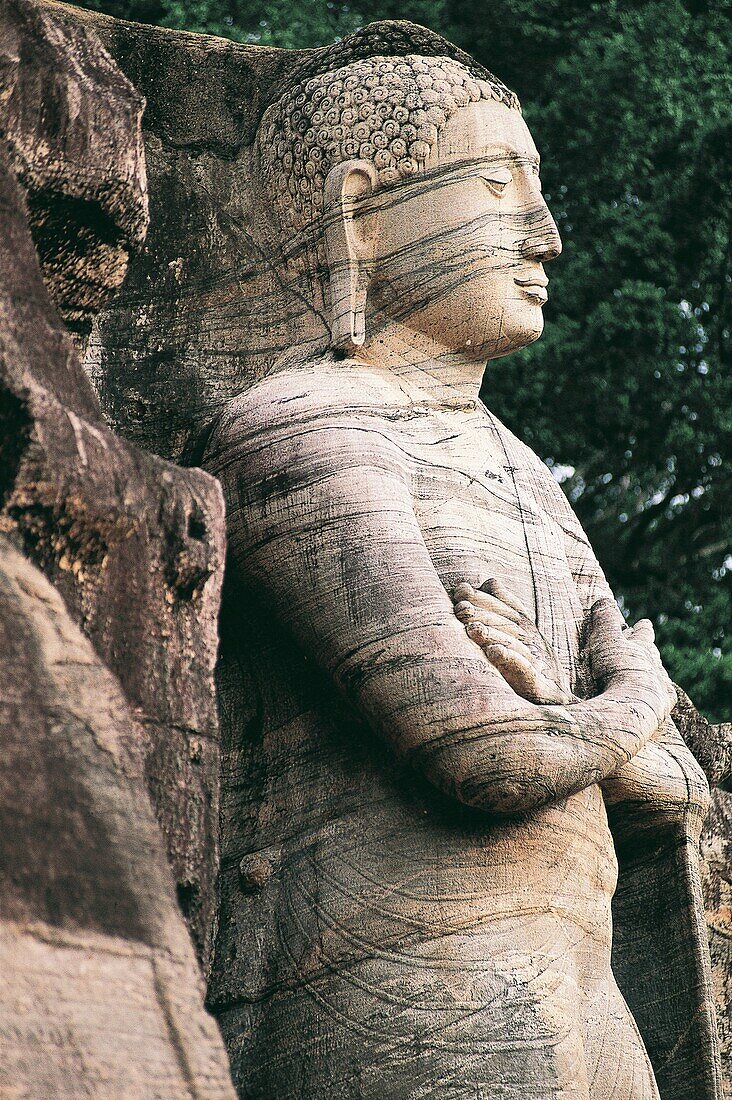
323,159,378,352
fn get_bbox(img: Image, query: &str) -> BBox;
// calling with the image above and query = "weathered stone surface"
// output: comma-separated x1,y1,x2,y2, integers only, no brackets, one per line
0,3,236,1092
43,0,300,461
0,0,148,333
0,0,226,967
674,685,732,793
676,691,732,1092
0,537,235,1098
702,791,732,1093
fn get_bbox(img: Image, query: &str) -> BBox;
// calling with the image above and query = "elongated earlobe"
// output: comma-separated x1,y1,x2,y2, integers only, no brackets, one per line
323,160,378,353
327,253,369,350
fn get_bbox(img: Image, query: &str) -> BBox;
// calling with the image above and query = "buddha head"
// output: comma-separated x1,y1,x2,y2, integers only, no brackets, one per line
254,22,561,364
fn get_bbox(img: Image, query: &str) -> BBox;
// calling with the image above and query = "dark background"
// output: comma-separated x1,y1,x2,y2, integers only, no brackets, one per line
72,0,731,720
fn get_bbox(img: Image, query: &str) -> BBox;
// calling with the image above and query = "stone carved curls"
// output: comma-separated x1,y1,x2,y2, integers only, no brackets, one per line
255,53,521,235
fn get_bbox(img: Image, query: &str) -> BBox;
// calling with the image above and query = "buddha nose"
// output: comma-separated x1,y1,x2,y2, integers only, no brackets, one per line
519,199,562,262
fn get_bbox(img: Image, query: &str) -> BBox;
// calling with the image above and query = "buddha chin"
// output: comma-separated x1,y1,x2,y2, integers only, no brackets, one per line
370,261,548,363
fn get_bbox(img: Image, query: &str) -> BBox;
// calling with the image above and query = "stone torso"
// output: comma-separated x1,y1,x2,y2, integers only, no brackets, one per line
205,363,672,1098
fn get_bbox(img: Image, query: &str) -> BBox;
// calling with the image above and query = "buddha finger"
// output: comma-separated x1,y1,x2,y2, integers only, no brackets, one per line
453,582,521,622
482,644,570,705
452,582,476,605
461,606,526,639
465,620,533,662
588,597,625,645
454,599,476,621
625,618,655,647
466,588,523,624
479,578,532,619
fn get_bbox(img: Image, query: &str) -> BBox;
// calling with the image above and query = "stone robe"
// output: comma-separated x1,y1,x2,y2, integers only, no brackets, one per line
205,360,720,1100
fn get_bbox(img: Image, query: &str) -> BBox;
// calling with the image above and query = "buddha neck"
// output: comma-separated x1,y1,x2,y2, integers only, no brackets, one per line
354,319,487,407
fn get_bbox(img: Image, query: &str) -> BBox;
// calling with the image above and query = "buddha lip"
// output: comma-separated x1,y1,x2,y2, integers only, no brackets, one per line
514,277,548,304
514,275,549,288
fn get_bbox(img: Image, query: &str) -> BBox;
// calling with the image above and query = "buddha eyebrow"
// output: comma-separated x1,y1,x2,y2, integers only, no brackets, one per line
343,156,544,220
410,154,541,189
477,149,541,169
414,154,540,187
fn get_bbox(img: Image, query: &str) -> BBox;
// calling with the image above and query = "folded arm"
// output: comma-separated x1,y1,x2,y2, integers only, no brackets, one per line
538,472,728,792
453,581,712,827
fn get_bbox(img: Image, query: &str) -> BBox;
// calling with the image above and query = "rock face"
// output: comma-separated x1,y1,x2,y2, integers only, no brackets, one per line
1,0,225,969
0,1,234,1094
702,792,732,1096
43,0,301,464
0,539,234,1098
1,0,148,334
8,2,730,1096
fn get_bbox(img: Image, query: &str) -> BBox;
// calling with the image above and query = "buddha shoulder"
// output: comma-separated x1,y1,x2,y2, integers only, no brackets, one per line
207,360,412,454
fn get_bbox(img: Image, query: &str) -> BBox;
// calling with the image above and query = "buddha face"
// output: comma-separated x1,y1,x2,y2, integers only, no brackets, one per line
353,99,562,361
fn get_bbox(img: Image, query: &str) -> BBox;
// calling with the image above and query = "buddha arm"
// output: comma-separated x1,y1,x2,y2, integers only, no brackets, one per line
541,478,714,816
213,412,673,817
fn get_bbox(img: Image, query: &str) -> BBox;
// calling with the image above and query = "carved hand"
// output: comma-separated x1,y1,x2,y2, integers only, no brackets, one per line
453,581,676,724
581,597,677,716
452,580,575,705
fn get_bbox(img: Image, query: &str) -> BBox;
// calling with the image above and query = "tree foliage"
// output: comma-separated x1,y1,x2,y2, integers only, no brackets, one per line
79,0,731,719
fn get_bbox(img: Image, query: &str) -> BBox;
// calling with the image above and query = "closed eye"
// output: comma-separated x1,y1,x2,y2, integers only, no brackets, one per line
482,166,513,197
